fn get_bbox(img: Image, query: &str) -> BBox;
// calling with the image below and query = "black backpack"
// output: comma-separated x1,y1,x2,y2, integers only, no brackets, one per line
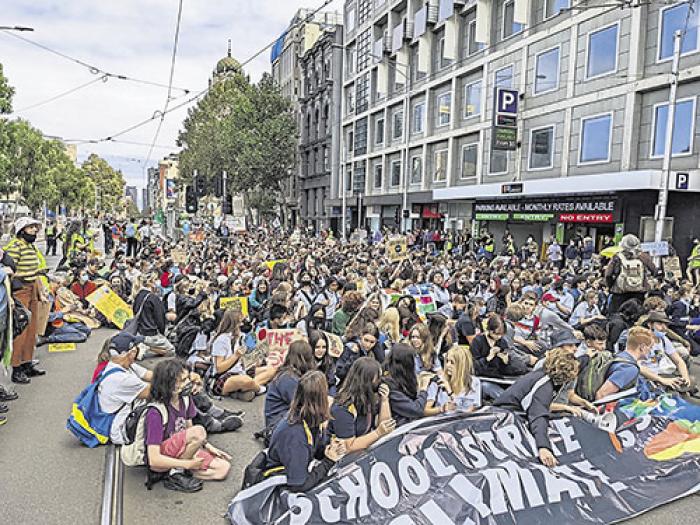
12,298,31,338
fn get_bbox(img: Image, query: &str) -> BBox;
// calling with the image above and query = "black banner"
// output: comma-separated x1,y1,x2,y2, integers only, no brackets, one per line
227,408,700,524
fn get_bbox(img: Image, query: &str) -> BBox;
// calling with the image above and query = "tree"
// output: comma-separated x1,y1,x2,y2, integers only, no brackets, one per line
79,154,126,214
0,63,14,114
178,69,297,218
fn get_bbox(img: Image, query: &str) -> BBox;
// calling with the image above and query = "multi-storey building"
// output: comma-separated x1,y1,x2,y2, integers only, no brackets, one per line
298,25,344,232
340,0,700,261
271,8,344,227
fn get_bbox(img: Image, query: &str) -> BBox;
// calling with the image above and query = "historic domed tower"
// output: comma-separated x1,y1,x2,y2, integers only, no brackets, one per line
211,40,243,85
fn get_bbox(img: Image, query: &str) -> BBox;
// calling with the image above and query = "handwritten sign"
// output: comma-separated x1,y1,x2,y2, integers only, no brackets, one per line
48,343,76,353
663,256,682,280
220,296,249,317
258,328,302,368
86,285,133,329
322,331,344,358
171,248,187,264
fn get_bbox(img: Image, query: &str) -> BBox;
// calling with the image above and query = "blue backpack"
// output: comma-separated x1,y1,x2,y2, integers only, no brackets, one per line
67,367,126,448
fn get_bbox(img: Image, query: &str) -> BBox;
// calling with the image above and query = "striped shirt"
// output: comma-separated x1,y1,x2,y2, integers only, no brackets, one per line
4,238,40,282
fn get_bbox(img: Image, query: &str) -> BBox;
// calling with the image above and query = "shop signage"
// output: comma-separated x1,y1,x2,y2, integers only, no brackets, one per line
501,183,523,194
559,213,614,224
512,213,554,222
492,126,518,151
475,199,616,214
475,213,509,221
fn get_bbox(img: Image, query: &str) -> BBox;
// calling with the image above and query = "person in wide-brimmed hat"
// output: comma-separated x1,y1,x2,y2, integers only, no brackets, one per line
4,217,48,384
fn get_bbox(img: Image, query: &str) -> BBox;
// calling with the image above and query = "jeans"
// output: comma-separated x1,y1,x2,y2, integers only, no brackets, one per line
46,323,91,343
481,381,506,401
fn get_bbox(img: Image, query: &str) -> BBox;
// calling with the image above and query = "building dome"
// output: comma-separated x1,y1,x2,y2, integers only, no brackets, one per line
215,40,242,76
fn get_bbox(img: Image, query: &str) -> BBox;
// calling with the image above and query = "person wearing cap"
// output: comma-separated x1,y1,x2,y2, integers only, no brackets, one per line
642,311,691,389
605,234,657,314
4,217,47,384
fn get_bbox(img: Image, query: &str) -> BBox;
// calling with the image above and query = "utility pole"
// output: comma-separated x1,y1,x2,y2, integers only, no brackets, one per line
341,133,347,242
222,170,227,216
654,30,681,248
401,63,411,234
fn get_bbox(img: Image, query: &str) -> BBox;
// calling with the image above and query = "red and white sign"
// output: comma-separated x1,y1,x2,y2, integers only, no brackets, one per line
559,213,613,224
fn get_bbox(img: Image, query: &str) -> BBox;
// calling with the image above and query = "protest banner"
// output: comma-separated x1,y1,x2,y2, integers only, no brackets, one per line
322,331,344,358
228,404,700,525
86,285,133,329
386,236,408,261
220,296,249,317
257,328,301,368
48,343,76,353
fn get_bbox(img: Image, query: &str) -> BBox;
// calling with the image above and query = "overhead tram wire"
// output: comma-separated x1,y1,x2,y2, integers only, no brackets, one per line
1,30,192,94
142,0,185,175
78,0,336,147
13,75,108,113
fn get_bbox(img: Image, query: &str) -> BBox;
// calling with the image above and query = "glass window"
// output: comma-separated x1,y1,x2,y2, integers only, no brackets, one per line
346,87,355,114
529,126,555,169
464,81,481,118
323,147,330,171
546,0,570,18
354,118,368,156
357,0,371,26
580,114,612,163
410,156,423,184
503,0,524,40
534,47,559,94
413,102,425,133
375,118,385,145
587,24,618,79
489,149,508,174
495,65,514,88
347,131,354,155
437,93,452,127
439,37,453,69
434,150,448,181
346,7,356,34
357,29,372,71
659,4,699,60
355,73,369,113
373,164,383,188
393,110,404,139
461,144,478,179
391,160,401,186
652,99,695,157
468,20,485,55
345,167,352,192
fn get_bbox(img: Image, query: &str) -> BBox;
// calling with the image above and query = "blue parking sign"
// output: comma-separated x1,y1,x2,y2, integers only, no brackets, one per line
494,88,519,127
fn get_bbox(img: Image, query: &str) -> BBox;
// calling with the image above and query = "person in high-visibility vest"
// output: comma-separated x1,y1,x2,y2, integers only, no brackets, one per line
4,217,47,384
689,238,700,286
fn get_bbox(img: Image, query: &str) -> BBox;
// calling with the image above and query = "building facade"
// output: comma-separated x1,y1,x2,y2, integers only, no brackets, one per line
298,25,344,231
271,8,344,227
124,185,138,208
340,0,700,260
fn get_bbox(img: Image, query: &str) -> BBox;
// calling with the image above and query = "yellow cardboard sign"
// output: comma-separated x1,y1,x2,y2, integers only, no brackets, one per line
264,260,287,271
387,237,408,261
220,296,249,317
49,343,77,353
86,285,134,329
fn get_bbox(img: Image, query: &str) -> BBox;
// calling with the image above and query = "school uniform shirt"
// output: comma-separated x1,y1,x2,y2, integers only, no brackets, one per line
335,341,386,384
97,362,149,445
455,314,478,345
640,334,677,375
414,352,442,375
144,398,196,446
264,373,299,429
569,302,601,327
386,381,429,427
266,419,324,487
329,403,374,439
211,333,244,375
433,378,483,410
605,351,640,391
493,370,556,451
470,334,511,377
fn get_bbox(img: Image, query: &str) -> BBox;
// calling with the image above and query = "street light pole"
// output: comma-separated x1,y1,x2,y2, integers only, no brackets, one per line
222,170,227,216
654,30,682,247
341,132,347,241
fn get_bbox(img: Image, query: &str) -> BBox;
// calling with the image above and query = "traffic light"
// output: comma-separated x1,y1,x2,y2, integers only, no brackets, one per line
195,176,207,197
222,195,232,215
394,208,400,224
213,173,223,197
185,185,197,213
402,209,410,219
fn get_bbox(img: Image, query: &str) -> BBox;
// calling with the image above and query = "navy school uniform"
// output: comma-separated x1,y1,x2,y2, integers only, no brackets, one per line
264,373,299,429
335,340,386,384
329,403,374,439
386,380,429,428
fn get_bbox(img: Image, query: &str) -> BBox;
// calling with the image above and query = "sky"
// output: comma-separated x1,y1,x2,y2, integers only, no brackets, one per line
1,0,343,206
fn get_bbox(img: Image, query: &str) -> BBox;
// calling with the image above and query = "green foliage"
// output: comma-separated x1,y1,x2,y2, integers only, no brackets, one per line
0,63,14,114
178,70,297,209
80,153,126,213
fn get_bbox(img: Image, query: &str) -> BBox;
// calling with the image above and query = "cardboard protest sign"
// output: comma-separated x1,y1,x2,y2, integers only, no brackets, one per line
264,260,287,271
380,289,403,310
257,328,301,368
220,296,249,317
229,403,700,525
171,248,187,264
86,285,133,329
322,331,344,358
386,236,408,261
416,294,437,319
663,256,683,280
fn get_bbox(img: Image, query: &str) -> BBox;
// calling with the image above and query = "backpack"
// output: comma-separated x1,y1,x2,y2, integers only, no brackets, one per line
614,253,645,293
121,400,187,467
66,367,126,448
575,351,639,402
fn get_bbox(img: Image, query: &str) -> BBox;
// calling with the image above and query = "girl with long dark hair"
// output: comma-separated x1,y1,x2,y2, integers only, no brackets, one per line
264,371,345,492
330,357,395,453
336,322,385,384
308,330,337,393
264,340,317,429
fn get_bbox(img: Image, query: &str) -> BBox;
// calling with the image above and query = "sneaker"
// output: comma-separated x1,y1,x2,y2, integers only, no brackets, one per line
0,404,7,414
0,390,18,402
222,408,246,418
0,415,6,426
163,472,203,493
221,415,244,432
256,385,267,396
232,391,256,402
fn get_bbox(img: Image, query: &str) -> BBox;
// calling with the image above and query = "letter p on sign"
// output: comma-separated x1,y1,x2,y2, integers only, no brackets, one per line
676,172,689,190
